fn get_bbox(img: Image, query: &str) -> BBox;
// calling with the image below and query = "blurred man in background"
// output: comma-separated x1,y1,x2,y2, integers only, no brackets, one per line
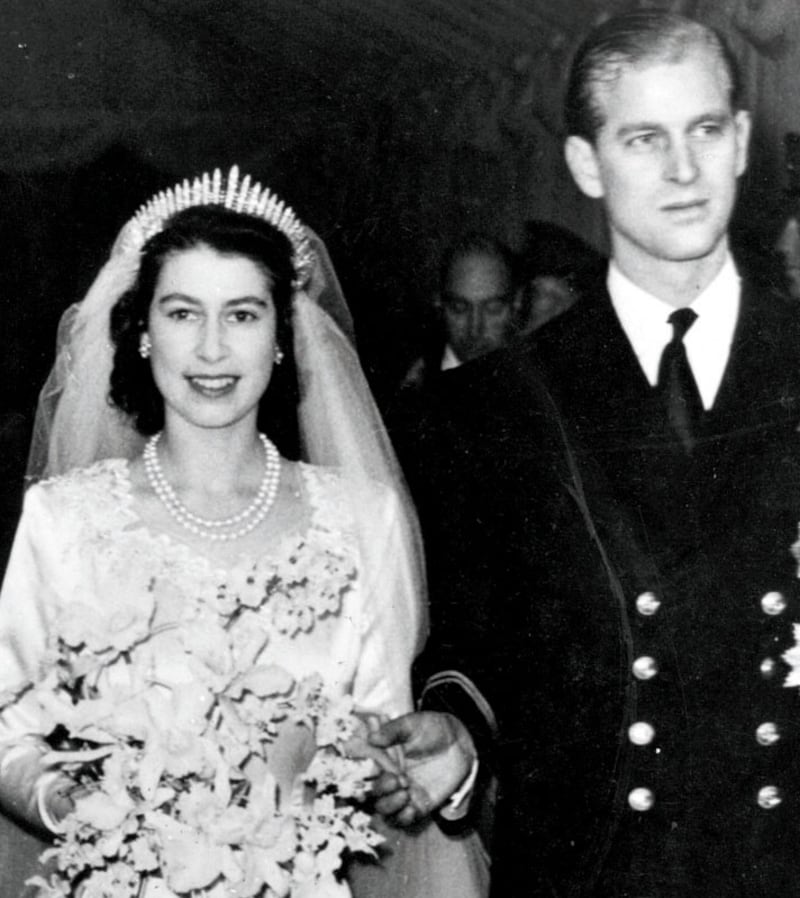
399,233,521,393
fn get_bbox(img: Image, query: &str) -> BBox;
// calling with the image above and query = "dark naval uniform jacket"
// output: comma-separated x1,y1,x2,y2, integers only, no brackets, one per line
411,266,800,897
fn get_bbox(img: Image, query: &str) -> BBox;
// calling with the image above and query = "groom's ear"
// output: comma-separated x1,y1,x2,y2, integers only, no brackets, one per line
565,135,605,199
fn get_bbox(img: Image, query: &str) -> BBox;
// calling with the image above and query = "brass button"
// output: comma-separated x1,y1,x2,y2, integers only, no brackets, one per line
628,787,655,811
632,656,658,680
761,591,787,616
760,657,777,678
757,785,782,809
635,591,661,616
756,722,780,746
628,721,655,746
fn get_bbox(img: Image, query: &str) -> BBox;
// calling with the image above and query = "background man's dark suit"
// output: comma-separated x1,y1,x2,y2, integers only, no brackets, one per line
410,266,800,896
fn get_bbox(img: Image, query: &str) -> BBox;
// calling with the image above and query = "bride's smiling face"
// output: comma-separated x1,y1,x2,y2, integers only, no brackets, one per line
146,243,278,432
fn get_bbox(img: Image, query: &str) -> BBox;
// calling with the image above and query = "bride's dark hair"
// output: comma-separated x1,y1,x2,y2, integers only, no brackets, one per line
109,205,300,456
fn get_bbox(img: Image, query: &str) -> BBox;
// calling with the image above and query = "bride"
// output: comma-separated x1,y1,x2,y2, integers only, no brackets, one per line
0,169,488,897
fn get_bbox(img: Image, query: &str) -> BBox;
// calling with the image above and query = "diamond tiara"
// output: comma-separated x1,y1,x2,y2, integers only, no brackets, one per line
115,166,314,287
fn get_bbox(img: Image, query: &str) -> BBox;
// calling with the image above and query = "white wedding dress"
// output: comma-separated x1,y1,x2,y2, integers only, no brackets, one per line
0,460,488,898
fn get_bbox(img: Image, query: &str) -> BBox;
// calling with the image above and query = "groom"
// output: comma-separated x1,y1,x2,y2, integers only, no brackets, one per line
373,10,800,897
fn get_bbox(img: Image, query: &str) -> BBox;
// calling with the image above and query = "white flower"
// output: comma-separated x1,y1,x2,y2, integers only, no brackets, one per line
159,830,229,893
73,787,135,831
59,585,155,656
227,664,295,700
293,878,351,898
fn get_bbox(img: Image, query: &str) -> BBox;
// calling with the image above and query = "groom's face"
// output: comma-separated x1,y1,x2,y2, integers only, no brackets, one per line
565,44,751,272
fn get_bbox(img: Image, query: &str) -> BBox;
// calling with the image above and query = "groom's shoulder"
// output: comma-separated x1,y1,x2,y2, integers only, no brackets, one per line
426,280,606,424
430,336,548,426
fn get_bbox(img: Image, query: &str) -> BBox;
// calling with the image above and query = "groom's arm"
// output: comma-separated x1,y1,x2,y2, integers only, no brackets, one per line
375,363,517,829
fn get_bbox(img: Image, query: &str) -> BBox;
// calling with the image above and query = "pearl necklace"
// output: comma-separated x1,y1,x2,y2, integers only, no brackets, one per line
143,432,281,542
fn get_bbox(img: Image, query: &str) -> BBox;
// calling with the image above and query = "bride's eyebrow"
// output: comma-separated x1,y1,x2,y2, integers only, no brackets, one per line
154,294,269,306
224,296,271,307
154,292,199,305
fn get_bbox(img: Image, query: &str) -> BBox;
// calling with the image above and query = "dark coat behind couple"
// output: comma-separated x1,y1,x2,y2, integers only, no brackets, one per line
407,262,800,897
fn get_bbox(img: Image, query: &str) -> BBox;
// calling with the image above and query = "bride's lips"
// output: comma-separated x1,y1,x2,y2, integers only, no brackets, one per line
186,375,239,397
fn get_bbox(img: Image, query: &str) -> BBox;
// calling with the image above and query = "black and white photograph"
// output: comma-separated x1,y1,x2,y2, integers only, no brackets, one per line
2,2,800,896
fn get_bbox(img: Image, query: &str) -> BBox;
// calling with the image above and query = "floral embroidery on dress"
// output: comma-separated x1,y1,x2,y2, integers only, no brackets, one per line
217,541,357,638
44,460,362,642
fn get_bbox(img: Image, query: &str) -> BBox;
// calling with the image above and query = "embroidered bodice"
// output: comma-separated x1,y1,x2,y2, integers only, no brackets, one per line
0,459,419,744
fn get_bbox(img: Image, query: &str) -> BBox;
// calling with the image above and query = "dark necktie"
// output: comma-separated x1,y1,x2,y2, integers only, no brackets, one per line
657,308,702,453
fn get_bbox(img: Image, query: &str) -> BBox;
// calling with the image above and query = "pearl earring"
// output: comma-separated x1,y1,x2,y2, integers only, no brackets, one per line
275,346,284,365
139,333,152,359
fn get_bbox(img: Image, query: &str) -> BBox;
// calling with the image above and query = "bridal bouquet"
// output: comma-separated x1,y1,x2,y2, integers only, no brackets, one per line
4,550,384,898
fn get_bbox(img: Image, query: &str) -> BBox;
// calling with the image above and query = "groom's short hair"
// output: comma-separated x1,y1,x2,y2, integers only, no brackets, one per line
564,10,743,143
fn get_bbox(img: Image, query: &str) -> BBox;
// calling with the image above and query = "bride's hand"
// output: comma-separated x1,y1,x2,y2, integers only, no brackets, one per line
343,711,404,776
367,711,476,826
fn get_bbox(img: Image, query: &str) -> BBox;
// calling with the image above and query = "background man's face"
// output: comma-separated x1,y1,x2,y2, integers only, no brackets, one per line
567,46,750,274
441,252,517,362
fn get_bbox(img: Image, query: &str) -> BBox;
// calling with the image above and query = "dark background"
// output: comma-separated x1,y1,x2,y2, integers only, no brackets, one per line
1,0,799,557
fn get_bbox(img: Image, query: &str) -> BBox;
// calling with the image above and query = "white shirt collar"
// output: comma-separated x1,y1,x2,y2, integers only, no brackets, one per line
607,256,740,409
